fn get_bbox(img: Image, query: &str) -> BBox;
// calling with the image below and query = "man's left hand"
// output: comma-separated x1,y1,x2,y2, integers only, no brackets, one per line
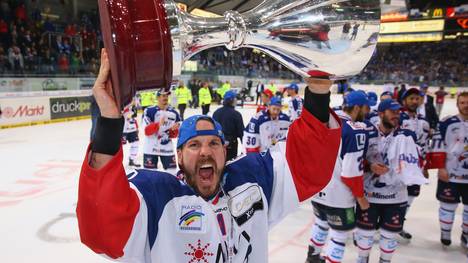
306,78,333,94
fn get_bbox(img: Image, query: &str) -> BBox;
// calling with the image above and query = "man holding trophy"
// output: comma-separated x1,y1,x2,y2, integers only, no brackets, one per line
76,0,381,262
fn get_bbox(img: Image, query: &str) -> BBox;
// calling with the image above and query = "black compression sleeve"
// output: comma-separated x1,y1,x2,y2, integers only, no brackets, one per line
91,116,124,155
303,87,330,123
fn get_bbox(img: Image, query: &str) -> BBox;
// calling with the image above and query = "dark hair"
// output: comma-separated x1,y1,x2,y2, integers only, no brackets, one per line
457,91,468,104
343,105,358,114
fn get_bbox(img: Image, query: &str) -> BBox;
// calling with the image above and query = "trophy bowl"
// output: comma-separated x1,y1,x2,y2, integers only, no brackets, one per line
98,0,381,109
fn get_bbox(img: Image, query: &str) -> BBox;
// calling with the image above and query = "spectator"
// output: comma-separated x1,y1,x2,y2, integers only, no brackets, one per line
435,86,448,116
15,3,27,22
58,53,70,74
419,84,439,131
70,52,82,75
0,18,8,47
0,46,8,73
8,46,23,74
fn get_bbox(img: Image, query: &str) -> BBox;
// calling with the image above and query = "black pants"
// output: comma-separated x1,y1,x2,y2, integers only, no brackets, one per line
256,92,261,104
178,103,187,120
226,139,238,161
202,104,210,115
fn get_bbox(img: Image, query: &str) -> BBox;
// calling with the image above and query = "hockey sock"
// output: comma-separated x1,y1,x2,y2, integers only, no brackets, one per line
439,202,457,241
355,228,375,261
325,229,349,263
129,141,139,161
379,230,398,262
463,205,468,241
310,218,329,255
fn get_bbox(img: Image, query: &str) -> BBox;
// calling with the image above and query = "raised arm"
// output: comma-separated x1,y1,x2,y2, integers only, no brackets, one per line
77,49,146,260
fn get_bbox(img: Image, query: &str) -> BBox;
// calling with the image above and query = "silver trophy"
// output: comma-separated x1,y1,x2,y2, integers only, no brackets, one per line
99,0,381,107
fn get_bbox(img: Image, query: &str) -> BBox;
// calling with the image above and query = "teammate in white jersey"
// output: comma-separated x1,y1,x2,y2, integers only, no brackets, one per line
286,83,304,121
122,100,141,167
76,51,341,263
244,97,291,153
427,92,468,248
398,88,430,240
142,89,181,173
307,91,371,263
355,99,427,263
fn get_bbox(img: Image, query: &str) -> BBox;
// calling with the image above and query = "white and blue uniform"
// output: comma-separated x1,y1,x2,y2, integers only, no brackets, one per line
288,96,304,121
431,115,468,183
400,111,430,159
142,106,181,156
363,127,425,205
308,114,367,263
243,111,291,153
76,110,342,263
366,110,380,127
429,115,468,246
355,126,427,262
312,114,368,208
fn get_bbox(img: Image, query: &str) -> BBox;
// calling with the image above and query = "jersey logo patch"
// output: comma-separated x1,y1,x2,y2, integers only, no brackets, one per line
178,204,206,233
355,133,366,151
229,185,264,226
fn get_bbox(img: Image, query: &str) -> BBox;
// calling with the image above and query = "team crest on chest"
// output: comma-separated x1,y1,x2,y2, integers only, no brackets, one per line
178,204,206,233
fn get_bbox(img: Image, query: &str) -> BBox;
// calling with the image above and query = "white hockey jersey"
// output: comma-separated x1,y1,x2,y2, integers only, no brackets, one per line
366,110,380,127
428,115,468,184
288,96,304,121
243,110,291,153
123,106,139,133
76,109,342,263
142,106,181,156
400,111,430,159
364,126,428,204
312,114,368,208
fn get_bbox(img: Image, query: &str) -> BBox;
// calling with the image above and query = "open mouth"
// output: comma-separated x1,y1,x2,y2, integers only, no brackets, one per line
198,164,214,183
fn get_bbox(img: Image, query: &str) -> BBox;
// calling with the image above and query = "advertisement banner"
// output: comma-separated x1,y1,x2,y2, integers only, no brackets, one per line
79,78,96,90
380,19,445,34
49,96,92,119
444,18,468,39
0,97,51,125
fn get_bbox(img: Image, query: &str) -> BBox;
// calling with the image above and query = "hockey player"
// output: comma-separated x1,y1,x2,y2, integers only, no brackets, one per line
306,91,371,263
256,89,274,113
366,91,379,126
399,87,430,240
76,49,341,263
427,92,468,248
142,89,181,174
122,100,141,167
355,99,427,263
286,83,304,122
244,97,291,153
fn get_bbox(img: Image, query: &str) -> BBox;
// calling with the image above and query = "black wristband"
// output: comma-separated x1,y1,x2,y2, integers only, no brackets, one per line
303,87,330,123
91,116,124,155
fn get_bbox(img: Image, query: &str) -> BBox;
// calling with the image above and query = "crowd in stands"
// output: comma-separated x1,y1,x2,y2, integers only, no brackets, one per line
0,0,101,76
0,1,466,87
357,40,468,86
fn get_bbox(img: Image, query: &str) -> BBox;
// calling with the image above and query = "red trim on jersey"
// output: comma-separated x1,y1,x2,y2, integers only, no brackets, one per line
246,147,260,153
341,175,364,198
310,238,325,247
380,247,395,254
144,122,159,136
324,256,341,263
425,152,446,169
439,219,453,224
76,145,140,259
169,127,179,138
286,109,341,202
